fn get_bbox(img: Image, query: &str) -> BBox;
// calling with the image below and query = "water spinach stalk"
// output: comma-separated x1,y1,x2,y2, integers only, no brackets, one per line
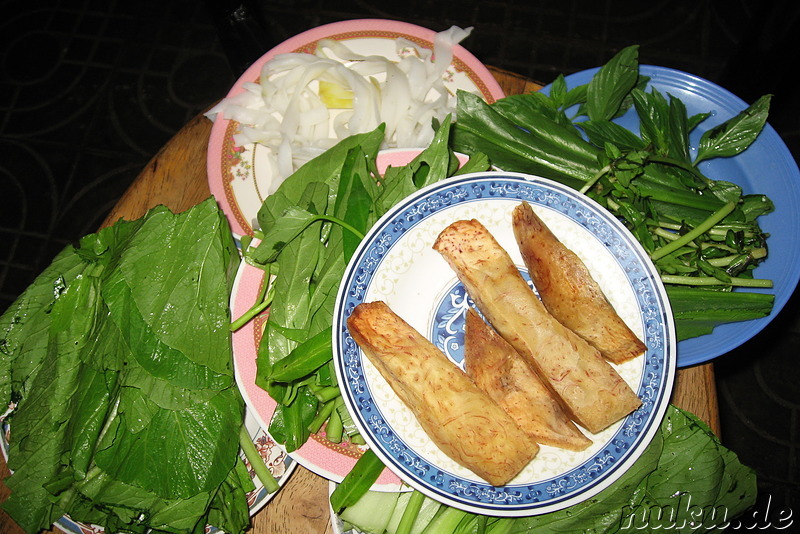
451,44,775,340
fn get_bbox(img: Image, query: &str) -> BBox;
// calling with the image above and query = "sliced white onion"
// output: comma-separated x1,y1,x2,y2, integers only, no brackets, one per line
206,26,476,195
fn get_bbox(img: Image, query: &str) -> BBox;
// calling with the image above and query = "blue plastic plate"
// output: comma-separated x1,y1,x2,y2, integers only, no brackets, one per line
553,65,800,367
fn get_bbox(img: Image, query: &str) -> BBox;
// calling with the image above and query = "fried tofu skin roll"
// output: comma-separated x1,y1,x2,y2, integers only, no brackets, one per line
347,301,538,486
464,309,592,451
433,219,641,434
512,201,646,364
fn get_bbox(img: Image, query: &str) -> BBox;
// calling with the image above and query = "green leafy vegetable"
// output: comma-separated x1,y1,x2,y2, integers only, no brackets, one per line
452,45,776,340
244,116,490,452
330,449,386,514
267,326,333,383
695,94,771,164
586,44,640,121
339,406,756,534
0,198,253,534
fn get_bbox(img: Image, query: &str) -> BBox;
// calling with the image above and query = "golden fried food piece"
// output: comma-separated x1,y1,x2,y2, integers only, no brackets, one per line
433,219,641,434
464,309,592,451
512,201,646,364
347,301,539,486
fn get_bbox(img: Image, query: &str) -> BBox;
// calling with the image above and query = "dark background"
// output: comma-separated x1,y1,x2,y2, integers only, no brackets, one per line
2,0,798,524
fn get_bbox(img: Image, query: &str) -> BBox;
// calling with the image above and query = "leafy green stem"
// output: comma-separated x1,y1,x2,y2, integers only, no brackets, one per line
308,398,337,434
396,491,426,534
705,249,767,267
230,297,271,332
313,214,366,241
650,201,736,261
662,275,773,288
652,226,693,245
230,265,274,332
579,163,613,194
239,424,280,493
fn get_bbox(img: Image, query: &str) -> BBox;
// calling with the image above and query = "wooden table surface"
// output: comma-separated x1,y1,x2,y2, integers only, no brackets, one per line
1,66,720,534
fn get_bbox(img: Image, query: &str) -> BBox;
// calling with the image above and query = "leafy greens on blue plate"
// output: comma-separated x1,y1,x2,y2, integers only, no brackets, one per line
451,44,776,342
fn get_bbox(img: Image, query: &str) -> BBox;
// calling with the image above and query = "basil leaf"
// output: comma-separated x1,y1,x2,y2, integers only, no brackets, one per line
687,111,712,131
632,87,671,155
548,73,568,107
667,95,692,163
579,119,646,150
586,44,640,121
562,82,589,110
694,94,771,164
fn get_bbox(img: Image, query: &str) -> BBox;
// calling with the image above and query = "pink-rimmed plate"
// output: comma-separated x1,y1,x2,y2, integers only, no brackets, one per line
207,18,504,238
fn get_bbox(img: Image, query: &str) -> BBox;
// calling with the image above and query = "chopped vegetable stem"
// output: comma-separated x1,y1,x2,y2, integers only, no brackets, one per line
578,163,612,194
325,401,344,443
396,491,426,534
650,202,736,261
239,424,280,493
652,226,693,245
308,398,336,434
311,385,342,403
230,264,273,332
661,274,773,288
705,250,766,267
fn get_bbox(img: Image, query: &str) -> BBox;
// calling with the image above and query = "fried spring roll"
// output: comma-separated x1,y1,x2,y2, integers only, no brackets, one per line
433,219,641,434
512,201,647,364
464,309,592,451
347,301,538,486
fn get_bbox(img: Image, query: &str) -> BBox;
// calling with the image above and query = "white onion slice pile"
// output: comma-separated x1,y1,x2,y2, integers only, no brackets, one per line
206,26,476,195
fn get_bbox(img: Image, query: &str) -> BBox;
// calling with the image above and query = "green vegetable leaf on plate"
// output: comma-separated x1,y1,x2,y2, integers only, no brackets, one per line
587,44,640,121
242,115,490,453
452,45,776,342
695,94,771,165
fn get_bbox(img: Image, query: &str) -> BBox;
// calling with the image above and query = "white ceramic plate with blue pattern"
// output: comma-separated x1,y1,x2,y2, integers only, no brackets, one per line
332,171,676,516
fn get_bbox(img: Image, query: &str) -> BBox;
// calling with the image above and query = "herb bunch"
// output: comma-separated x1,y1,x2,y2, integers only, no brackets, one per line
451,45,775,340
